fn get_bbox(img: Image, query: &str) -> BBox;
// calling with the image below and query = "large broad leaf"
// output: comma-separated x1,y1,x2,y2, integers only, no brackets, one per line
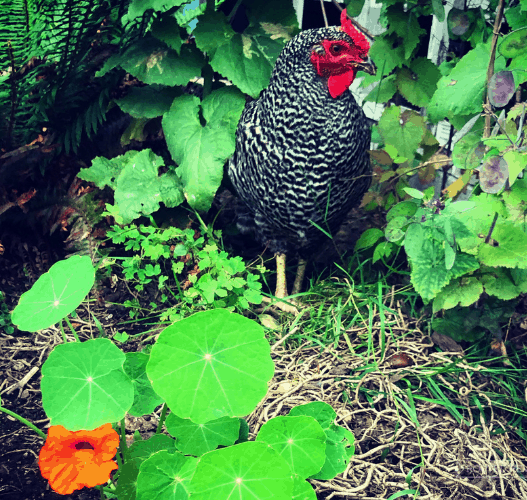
123,0,189,24
136,450,198,500
120,36,203,86
41,338,134,430
385,5,426,59
378,107,426,163
193,10,295,98
396,58,442,107
256,416,326,479
288,402,355,481
146,309,274,424
78,149,184,224
124,352,164,417
165,414,240,456
189,442,294,499
12,256,94,332
428,43,506,123
478,222,527,269
162,87,245,211
116,85,183,119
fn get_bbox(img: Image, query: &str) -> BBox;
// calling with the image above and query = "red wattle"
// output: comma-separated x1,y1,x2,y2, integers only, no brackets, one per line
328,71,354,98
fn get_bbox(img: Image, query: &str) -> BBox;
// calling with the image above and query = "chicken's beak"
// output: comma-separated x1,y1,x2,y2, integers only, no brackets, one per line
355,57,376,75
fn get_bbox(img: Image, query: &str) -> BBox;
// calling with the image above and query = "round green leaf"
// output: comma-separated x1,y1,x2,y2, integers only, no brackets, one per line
41,338,134,430
189,441,294,500
137,450,197,500
165,414,240,456
147,309,274,424
124,352,164,417
12,255,95,332
256,416,326,479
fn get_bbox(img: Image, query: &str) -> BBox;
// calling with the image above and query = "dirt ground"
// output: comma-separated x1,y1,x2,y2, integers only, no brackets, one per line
1,201,526,500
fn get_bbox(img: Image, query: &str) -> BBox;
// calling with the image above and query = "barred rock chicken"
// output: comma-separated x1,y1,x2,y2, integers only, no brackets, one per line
229,9,374,312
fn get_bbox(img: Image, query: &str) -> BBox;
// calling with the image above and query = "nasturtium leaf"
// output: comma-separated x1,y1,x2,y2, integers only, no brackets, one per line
130,434,177,464
292,476,317,500
433,277,483,312
488,71,516,107
116,435,178,500
378,107,426,164
428,43,506,122
498,28,527,59
136,450,197,500
12,256,94,332
116,85,182,119
163,87,245,211
124,352,164,417
189,442,294,500
147,309,274,424
165,413,240,456
256,416,326,479
288,402,354,481
310,424,355,480
288,401,336,427
479,156,508,194
41,338,134,430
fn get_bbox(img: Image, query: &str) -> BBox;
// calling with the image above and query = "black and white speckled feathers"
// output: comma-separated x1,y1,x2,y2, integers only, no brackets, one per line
228,26,372,256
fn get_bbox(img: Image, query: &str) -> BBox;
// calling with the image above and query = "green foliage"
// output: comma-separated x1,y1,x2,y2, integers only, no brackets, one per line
78,149,184,224
0,292,14,334
103,219,264,313
358,176,527,312
11,263,354,498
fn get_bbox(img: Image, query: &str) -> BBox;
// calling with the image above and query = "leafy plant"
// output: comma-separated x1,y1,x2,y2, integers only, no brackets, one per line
102,212,264,313
5,257,354,499
0,291,14,334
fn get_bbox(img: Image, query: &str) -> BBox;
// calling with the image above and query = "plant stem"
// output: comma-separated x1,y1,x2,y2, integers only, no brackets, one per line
156,403,168,434
0,406,47,439
484,0,505,138
485,212,499,244
64,316,80,342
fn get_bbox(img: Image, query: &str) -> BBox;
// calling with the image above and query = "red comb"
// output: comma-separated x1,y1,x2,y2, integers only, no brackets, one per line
340,9,370,58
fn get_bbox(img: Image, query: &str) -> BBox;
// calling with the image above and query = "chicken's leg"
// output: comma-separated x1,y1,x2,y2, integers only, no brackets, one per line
271,252,299,314
291,257,307,296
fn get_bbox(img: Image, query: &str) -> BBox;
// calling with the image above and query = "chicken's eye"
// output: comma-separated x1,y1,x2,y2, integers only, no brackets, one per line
330,44,343,55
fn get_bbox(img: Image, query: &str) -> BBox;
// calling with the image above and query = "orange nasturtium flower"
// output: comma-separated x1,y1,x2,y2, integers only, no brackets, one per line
39,423,119,495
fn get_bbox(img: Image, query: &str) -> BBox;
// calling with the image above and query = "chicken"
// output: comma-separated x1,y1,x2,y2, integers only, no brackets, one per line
228,9,374,312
